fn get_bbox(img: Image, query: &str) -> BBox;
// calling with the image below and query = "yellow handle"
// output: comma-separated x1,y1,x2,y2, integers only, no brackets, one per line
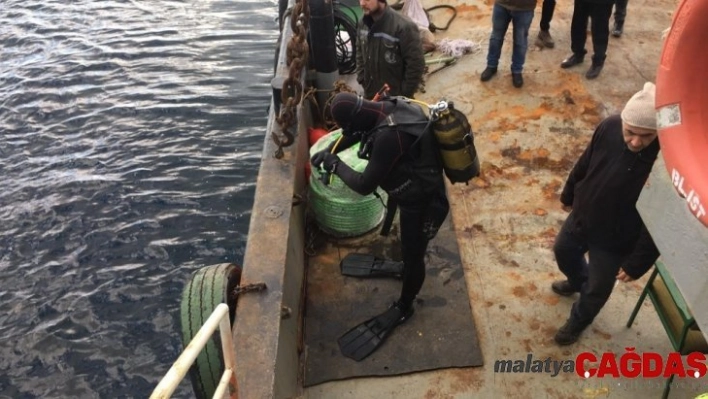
328,135,344,185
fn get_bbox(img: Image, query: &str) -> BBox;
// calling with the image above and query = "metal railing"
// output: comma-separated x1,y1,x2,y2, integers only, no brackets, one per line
150,303,237,399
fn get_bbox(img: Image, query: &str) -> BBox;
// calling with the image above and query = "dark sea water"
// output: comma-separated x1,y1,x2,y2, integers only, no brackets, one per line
0,1,278,397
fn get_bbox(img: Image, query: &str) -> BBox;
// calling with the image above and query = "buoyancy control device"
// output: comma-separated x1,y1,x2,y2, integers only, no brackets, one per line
379,97,480,185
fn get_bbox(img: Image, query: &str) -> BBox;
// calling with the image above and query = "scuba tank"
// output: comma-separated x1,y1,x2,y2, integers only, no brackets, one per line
429,100,480,184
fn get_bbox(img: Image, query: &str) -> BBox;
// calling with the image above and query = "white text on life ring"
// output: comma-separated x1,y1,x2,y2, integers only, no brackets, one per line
671,169,707,220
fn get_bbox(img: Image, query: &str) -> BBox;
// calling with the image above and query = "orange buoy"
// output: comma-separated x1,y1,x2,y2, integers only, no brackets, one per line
655,0,708,227
308,127,328,146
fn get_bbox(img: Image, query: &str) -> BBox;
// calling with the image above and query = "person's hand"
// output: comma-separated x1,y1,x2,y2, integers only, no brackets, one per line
311,149,330,168
322,152,340,172
616,268,635,282
562,204,572,213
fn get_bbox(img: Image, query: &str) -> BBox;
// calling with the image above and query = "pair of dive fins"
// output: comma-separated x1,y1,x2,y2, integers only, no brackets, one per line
339,252,403,279
338,253,411,361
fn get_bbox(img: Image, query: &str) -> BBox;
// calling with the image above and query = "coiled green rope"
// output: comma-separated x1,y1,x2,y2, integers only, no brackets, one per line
309,129,386,237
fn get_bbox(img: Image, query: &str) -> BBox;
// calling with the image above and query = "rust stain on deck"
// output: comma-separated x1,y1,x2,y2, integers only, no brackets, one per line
500,145,578,172
591,327,613,340
542,294,561,306
512,286,526,298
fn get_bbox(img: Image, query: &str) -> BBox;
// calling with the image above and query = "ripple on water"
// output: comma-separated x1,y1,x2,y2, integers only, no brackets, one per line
0,0,278,396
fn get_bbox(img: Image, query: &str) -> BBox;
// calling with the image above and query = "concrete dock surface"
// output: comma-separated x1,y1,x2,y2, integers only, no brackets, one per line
304,0,707,397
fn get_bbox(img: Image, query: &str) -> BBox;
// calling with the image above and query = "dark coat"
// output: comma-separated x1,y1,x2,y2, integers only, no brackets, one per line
561,114,660,278
355,7,425,99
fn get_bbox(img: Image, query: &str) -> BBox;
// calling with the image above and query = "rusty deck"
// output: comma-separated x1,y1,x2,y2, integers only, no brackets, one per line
303,0,708,397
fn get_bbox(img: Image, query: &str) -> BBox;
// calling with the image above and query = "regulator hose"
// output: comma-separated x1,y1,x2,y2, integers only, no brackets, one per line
426,5,457,32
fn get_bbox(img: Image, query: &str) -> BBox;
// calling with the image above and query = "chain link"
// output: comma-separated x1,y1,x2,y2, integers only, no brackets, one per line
321,80,356,130
233,282,267,297
272,0,311,159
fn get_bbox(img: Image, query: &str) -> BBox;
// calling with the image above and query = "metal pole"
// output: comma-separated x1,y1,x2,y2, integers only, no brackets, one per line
217,308,237,398
150,304,233,399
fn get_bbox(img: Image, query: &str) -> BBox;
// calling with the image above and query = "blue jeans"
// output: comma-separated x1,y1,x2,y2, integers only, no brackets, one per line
486,4,534,73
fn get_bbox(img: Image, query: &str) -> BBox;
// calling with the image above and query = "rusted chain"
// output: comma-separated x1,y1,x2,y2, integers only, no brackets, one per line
233,282,267,297
322,80,357,130
272,0,310,158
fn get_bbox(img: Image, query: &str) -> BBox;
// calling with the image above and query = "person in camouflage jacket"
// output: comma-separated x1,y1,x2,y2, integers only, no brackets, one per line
355,0,424,99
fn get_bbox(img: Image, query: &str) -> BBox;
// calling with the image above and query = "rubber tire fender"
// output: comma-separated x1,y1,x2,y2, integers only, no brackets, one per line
179,263,242,399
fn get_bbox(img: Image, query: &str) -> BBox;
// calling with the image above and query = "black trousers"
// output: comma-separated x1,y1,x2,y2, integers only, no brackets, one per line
553,213,628,327
570,0,614,64
614,0,628,25
540,0,556,31
397,186,449,308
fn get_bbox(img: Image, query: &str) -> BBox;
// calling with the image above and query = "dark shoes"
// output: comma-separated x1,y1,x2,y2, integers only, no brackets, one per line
554,318,588,345
612,22,624,37
585,63,604,79
480,67,498,82
561,53,603,79
560,53,584,69
536,30,555,48
481,67,523,87
551,280,580,296
512,73,523,88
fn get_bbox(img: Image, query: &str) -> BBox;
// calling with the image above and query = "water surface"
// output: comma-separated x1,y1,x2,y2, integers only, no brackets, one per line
0,0,277,397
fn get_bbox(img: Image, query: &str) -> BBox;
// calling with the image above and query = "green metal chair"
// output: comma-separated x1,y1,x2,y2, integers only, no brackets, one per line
627,260,708,399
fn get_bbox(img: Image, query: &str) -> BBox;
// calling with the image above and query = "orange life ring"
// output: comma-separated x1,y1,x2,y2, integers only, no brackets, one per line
656,0,708,227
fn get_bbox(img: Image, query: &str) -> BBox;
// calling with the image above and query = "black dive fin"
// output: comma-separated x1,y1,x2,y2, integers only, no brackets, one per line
340,253,403,278
337,303,413,361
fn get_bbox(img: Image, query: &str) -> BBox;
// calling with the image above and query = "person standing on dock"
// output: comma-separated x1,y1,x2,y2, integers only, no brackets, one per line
550,82,661,345
560,0,615,79
536,0,556,48
612,0,628,37
355,0,425,99
311,92,449,360
479,0,537,88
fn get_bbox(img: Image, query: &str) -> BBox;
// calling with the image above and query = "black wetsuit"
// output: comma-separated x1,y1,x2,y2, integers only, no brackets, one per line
330,102,449,309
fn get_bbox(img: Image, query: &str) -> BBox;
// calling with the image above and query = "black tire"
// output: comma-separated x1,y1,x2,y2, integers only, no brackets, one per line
180,263,241,399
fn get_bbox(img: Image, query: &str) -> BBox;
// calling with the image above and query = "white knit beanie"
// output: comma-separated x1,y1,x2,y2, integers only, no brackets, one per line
621,82,657,130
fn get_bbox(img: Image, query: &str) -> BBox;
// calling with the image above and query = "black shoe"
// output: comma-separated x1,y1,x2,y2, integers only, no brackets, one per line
560,53,584,69
585,63,604,79
554,319,587,345
551,280,579,296
612,22,624,37
512,72,523,88
480,67,498,82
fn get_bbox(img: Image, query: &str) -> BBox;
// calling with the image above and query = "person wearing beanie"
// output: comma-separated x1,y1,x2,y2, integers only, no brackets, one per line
311,92,449,360
480,0,538,88
355,0,425,98
550,82,661,345
560,0,615,79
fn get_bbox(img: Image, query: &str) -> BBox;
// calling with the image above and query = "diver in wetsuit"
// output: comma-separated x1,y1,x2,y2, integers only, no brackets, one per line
311,92,449,361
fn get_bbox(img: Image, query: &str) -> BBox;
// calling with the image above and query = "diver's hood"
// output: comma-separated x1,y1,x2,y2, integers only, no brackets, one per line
330,92,393,136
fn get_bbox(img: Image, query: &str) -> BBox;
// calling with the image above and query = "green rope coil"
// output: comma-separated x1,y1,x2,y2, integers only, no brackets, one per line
309,129,387,237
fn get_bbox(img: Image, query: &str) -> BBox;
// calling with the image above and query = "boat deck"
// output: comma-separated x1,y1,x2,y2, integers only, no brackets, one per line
303,0,707,397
